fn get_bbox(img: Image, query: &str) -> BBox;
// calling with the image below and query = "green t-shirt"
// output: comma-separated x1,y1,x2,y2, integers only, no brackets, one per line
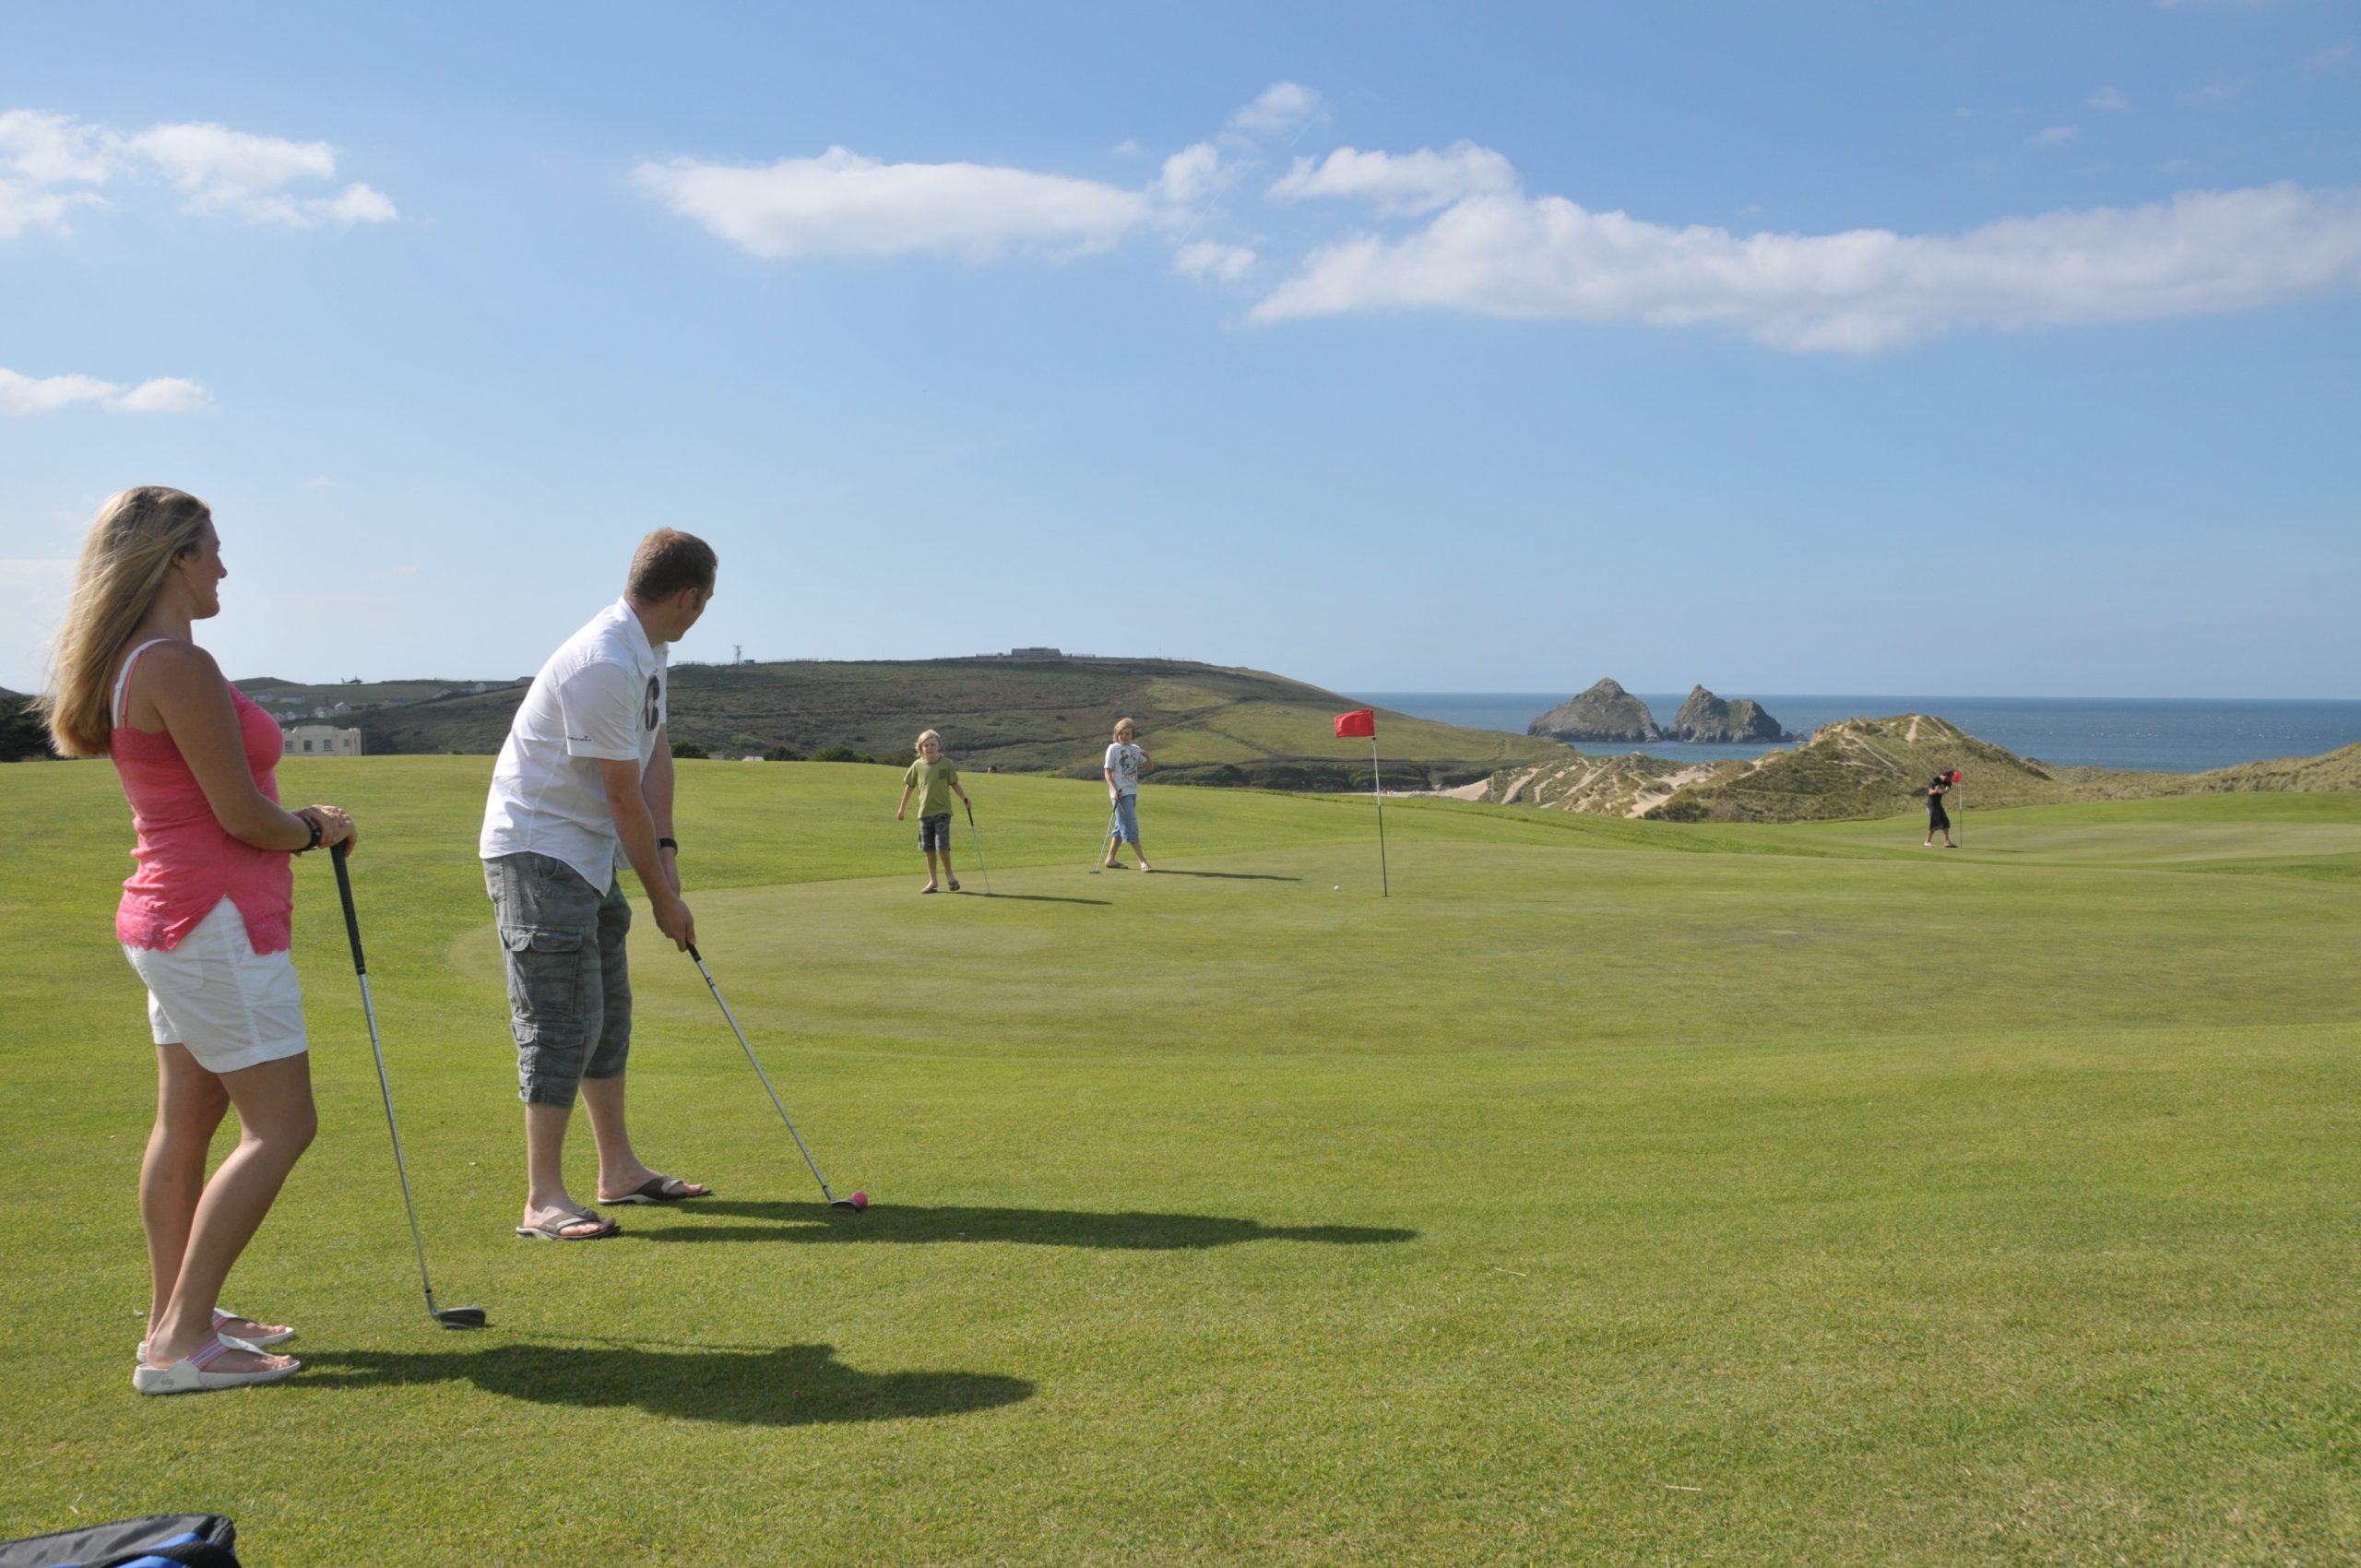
904,756,960,817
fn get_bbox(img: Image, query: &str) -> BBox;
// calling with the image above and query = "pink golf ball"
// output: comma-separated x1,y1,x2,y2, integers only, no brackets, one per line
850,1191,870,1210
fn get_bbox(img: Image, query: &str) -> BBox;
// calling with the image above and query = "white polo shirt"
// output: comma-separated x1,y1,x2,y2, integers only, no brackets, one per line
480,599,668,891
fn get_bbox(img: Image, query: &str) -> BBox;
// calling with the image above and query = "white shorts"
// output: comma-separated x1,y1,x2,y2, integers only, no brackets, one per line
124,897,309,1075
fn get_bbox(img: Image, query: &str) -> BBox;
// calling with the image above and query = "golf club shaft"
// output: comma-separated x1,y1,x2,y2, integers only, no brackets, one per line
1090,801,1119,873
964,801,991,895
332,847,445,1318
686,944,838,1203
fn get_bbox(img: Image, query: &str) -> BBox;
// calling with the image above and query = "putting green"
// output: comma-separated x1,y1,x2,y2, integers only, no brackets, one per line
2,759,2355,1565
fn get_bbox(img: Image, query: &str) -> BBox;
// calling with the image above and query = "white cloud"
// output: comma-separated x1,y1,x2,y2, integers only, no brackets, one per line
1174,241,1255,281
2029,125,2081,148
1267,142,1520,217
1230,81,1321,137
0,368,211,415
1111,138,1143,157
0,109,394,235
2300,39,2357,77
1153,142,1228,208
2088,87,2132,112
635,147,1152,260
0,109,113,184
110,376,211,413
1248,183,2361,353
2180,77,2253,106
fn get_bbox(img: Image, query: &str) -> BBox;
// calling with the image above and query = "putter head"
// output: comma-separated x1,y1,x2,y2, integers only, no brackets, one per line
830,1190,870,1213
433,1306,489,1329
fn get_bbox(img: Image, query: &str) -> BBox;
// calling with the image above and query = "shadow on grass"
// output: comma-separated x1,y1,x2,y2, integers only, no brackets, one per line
955,891,1111,906
636,1201,1417,1251
1145,870,1302,882
300,1341,1032,1426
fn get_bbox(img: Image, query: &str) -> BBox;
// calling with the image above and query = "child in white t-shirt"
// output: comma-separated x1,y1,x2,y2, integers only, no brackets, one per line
1102,718,1153,872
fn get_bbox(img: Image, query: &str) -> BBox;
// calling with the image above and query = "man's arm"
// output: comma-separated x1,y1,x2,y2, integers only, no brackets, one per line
599,754,694,951
896,782,913,820
643,727,681,896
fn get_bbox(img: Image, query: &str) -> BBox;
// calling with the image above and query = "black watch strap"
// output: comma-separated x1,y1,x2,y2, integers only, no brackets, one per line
658,837,679,852
296,813,323,854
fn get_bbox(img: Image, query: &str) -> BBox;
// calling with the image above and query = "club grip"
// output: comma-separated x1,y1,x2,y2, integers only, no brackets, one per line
686,942,702,963
331,841,366,975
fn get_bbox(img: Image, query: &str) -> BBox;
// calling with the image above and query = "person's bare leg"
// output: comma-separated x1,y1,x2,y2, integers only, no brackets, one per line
582,1073,709,1202
144,1052,314,1374
921,848,939,890
521,1099,608,1235
142,1045,230,1331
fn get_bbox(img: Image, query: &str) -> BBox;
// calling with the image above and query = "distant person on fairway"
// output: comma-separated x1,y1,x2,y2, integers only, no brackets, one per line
42,486,357,1395
1103,718,1154,872
481,529,718,1241
896,728,972,893
1924,768,1957,849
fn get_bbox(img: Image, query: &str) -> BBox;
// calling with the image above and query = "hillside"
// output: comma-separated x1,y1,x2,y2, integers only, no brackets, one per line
1465,750,1710,817
342,655,1565,790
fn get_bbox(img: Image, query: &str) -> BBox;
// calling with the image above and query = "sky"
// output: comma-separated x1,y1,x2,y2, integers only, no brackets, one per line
3,1,2357,699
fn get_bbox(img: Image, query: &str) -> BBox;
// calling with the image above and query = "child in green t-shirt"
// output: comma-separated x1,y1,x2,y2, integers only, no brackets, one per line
896,729,973,893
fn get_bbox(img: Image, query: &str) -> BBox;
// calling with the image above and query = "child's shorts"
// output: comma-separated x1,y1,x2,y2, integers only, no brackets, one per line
918,813,953,852
124,897,309,1075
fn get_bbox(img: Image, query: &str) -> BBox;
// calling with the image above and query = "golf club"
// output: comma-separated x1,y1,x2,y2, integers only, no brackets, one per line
1088,800,1121,874
684,944,866,1212
329,845,487,1330
963,798,992,896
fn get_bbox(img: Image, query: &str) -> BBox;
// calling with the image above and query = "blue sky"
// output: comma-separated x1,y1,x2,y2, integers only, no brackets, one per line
4,1,2356,698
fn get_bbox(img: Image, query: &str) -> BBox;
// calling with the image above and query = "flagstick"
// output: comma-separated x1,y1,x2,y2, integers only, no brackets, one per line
1370,735,1389,897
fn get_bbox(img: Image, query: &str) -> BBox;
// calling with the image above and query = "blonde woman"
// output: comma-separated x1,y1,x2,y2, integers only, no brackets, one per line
1102,718,1153,871
41,487,356,1395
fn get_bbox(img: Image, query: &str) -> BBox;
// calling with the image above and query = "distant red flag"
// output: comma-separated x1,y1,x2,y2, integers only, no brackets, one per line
1949,768,1964,784
1335,708,1376,739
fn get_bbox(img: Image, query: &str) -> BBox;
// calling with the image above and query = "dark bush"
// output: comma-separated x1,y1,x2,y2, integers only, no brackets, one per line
763,744,804,762
0,695,56,762
671,740,709,759
813,743,871,764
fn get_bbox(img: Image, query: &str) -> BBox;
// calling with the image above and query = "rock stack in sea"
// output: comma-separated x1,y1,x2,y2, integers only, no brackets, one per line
1668,685,1790,743
1527,679,1664,742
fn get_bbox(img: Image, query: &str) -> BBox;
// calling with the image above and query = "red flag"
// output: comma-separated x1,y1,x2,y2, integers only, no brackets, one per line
1949,768,1964,784
1335,708,1376,739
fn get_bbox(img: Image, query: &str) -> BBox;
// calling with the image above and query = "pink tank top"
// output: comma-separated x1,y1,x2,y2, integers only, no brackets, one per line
108,639,296,955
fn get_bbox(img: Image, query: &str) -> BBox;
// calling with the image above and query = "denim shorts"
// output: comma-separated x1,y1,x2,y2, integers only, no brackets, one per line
484,851,632,1107
917,813,953,852
1110,793,1141,846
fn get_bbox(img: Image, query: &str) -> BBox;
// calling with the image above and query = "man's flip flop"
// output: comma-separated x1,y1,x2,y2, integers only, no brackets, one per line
598,1177,713,1206
515,1210,621,1241
946,878,961,892
133,1334,301,1396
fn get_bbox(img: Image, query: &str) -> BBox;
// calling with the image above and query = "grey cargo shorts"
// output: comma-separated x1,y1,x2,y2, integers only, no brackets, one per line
485,850,632,1107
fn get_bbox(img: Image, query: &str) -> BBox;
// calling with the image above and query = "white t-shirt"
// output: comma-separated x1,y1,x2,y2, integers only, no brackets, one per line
1104,742,1145,796
481,599,668,891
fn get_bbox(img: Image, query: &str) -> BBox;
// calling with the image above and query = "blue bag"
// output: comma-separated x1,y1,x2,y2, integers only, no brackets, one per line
0,1515,238,1568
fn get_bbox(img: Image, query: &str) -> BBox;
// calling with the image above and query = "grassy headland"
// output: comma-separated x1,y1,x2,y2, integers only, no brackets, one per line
334,655,1562,790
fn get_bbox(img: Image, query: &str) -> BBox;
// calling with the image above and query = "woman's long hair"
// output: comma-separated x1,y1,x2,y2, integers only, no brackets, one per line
38,486,212,757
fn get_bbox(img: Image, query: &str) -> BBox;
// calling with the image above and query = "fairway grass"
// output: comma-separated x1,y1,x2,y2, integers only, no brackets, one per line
3,760,2356,1565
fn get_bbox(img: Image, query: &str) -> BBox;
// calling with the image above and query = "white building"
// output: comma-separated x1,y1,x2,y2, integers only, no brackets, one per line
283,723,362,757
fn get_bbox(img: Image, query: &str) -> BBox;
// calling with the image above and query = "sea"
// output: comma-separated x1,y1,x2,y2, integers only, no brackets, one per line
1349,693,2361,775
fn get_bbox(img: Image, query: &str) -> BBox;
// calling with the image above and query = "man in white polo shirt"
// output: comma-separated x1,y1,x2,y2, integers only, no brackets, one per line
481,529,716,1241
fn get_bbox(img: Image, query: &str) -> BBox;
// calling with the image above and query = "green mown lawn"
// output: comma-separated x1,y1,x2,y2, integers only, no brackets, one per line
3,759,2355,1565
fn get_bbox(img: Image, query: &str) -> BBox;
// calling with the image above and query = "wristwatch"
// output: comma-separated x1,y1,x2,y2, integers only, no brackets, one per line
658,837,679,852
296,813,324,854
